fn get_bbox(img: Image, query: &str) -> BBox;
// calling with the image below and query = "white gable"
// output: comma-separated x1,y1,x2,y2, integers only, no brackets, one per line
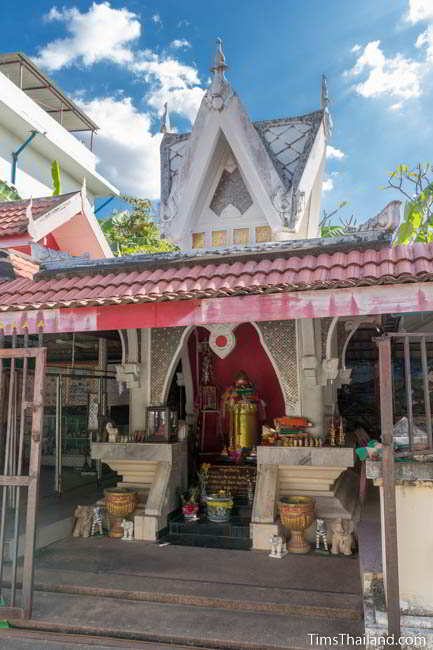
160,39,328,250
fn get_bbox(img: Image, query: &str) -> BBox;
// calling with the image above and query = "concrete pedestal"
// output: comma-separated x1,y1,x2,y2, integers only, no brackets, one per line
251,446,356,550
91,442,187,541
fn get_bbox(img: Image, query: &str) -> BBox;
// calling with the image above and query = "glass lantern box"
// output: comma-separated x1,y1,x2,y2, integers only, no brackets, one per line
145,406,178,442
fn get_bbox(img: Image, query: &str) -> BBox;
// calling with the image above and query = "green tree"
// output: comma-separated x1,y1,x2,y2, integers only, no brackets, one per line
385,163,433,245
100,195,178,255
319,201,354,238
0,179,21,202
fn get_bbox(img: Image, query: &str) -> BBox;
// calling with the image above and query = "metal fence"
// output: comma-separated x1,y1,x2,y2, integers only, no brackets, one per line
376,333,433,646
0,346,46,619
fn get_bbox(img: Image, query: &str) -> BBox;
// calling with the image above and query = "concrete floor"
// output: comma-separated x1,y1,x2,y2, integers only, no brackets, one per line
0,476,382,649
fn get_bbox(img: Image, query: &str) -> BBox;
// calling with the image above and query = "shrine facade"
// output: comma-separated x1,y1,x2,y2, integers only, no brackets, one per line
1,39,433,639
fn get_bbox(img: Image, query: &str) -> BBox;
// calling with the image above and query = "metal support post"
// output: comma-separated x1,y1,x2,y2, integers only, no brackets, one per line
376,336,401,647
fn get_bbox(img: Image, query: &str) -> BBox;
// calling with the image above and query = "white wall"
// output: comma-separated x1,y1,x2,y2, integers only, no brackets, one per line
380,483,433,615
0,123,95,201
0,71,117,198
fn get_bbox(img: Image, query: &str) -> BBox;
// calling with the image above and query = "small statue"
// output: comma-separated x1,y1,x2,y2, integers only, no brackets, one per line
106,421,119,443
315,518,329,552
90,505,104,536
328,420,337,447
72,505,93,538
331,518,353,556
338,417,345,447
269,535,288,559
247,479,254,505
121,518,134,541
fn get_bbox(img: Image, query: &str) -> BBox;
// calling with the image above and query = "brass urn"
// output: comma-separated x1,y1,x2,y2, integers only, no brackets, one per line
278,496,315,554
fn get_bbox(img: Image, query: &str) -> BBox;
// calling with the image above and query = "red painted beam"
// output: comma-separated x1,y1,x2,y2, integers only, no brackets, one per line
0,282,431,335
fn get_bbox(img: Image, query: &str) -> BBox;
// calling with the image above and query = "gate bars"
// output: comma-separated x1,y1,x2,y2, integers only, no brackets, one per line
0,346,46,619
376,333,433,647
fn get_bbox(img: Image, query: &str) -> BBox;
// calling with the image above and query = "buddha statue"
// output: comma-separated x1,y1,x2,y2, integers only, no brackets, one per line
221,371,265,456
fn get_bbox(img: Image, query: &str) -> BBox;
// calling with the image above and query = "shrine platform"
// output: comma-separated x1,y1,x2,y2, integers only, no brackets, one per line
168,496,252,550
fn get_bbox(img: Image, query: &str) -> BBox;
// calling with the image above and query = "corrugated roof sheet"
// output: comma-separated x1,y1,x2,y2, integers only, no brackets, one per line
0,242,432,312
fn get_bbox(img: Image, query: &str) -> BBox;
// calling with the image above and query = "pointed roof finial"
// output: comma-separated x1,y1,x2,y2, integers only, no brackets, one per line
160,102,171,134
321,74,333,138
26,197,36,238
211,37,228,79
321,74,329,110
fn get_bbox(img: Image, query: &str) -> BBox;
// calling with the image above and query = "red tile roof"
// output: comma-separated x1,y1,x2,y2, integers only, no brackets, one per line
0,193,77,237
0,242,432,312
8,251,40,279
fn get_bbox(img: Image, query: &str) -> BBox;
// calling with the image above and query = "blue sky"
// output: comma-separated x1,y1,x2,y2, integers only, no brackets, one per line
2,0,433,224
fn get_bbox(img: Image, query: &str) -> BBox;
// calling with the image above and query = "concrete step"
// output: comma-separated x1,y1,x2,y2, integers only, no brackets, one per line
6,588,364,649
3,475,116,560
4,515,73,561
27,564,362,621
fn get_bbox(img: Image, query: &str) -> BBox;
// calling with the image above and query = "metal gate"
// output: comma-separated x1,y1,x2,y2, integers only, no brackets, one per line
376,333,433,644
0,346,46,619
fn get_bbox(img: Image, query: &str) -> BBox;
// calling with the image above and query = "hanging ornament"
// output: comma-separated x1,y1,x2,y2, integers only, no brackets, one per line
208,324,236,359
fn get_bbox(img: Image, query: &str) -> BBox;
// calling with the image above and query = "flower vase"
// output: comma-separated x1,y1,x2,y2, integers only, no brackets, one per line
182,503,199,521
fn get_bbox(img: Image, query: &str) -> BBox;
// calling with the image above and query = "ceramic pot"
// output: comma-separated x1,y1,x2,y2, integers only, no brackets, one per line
104,488,137,517
182,504,199,520
278,496,315,553
205,494,233,523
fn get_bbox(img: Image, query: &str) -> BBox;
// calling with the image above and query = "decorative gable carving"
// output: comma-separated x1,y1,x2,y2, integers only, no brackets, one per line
159,38,328,247
210,167,253,216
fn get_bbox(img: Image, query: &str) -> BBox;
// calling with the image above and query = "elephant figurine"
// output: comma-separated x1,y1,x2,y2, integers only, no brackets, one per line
72,505,93,538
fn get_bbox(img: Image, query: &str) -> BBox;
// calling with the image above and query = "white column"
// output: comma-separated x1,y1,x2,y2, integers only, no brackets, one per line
127,328,151,433
298,318,323,436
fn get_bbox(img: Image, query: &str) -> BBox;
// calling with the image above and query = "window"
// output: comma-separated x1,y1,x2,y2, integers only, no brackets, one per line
255,226,272,243
192,232,205,248
233,228,249,245
212,230,227,247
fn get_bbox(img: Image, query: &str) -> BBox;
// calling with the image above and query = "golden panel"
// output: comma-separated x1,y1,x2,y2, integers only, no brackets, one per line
255,226,272,243
192,232,205,249
233,228,249,245
212,230,227,247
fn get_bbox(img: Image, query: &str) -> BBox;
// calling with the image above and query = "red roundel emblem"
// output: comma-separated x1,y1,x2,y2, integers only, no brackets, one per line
215,335,227,347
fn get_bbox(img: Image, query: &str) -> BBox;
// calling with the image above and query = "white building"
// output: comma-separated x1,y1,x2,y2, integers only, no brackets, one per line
0,52,118,259
0,52,118,202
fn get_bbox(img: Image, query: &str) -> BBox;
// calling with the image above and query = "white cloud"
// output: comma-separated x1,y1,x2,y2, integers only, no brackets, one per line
326,145,345,160
34,2,140,70
389,102,403,111
345,40,424,100
33,3,206,195
416,24,433,61
77,96,162,198
405,0,433,24
131,53,204,122
170,39,191,49
352,44,362,53
322,178,334,192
